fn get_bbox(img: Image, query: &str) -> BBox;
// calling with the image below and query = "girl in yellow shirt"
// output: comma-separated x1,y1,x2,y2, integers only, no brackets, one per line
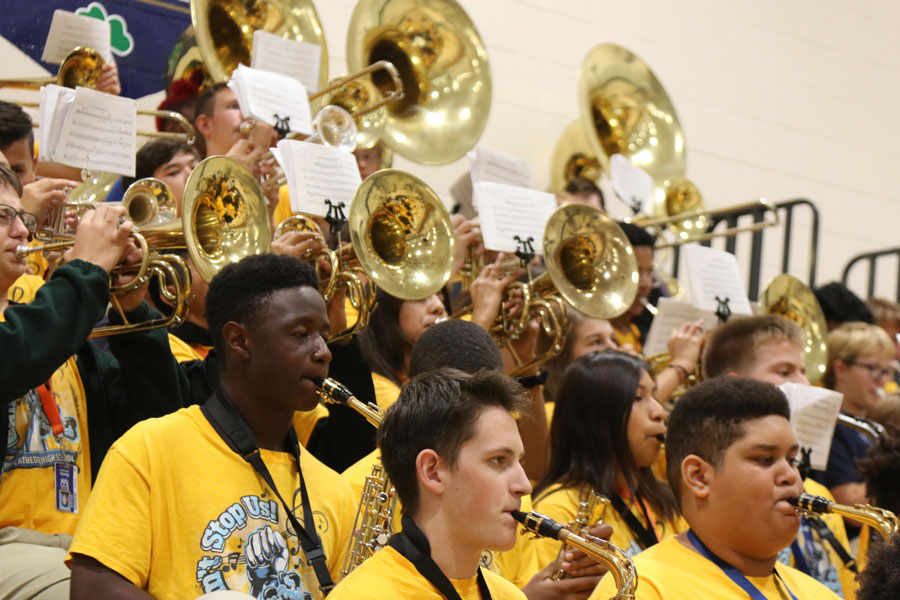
531,350,684,574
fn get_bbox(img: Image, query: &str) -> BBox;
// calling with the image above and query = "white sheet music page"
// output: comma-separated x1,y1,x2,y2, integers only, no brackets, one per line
231,64,313,135
474,182,556,255
779,383,843,471
468,146,533,188
278,140,361,217
681,244,753,316
610,154,653,213
642,298,717,357
39,85,75,163
42,10,112,64
53,87,136,176
251,30,322,94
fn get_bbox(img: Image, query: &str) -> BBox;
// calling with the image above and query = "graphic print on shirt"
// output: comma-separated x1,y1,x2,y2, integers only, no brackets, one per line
5,371,81,472
196,490,330,599
777,526,843,597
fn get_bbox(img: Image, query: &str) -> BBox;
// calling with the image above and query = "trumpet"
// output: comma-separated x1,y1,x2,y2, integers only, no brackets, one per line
514,510,637,600
789,494,899,542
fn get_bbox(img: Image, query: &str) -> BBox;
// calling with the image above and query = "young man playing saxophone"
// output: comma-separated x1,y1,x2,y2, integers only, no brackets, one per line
591,377,841,599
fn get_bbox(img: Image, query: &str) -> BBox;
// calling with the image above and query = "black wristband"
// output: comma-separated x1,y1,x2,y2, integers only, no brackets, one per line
516,370,548,389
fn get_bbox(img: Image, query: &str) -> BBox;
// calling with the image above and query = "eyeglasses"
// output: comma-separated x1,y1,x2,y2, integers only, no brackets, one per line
849,362,896,380
0,204,37,233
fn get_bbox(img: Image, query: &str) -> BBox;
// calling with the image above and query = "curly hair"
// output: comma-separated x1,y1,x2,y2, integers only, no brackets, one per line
856,427,900,514
205,254,319,360
856,533,900,600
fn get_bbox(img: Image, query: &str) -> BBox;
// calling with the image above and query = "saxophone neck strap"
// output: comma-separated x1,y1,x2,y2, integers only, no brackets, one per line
610,492,659,549
201,388,335,596
387,515,492,600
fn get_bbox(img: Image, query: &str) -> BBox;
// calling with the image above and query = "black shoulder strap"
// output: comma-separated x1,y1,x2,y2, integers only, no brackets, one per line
609,493,659,550
387,515,492,600
201,389,336,595
807,516,858,573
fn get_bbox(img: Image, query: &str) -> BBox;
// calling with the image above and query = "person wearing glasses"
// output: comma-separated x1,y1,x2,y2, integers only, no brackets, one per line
812,321,896,539
0,162,184,599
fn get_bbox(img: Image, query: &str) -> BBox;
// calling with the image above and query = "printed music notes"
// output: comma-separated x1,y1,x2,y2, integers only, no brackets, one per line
276,140,361,217
39,85,136,176
42,9,112,64
229,65,313,136
468,145,534,189
779,383,843,470
251,30,322,94
642,298,717,358
681,244,753,317
474,182,556,256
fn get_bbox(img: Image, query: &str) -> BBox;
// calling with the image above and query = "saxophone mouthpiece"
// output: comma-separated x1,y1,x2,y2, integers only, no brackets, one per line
311,378,325,389
656,433,666,443
787,493,831,513
512,510,565,540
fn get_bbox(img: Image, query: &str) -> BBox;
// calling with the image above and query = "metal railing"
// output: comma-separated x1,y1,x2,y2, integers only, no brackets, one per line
841,247,900,302
670,198,820,299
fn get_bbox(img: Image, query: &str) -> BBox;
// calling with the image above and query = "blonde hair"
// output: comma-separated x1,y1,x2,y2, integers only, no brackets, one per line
867,297,900,326
869,394,900,431
822,321,895,389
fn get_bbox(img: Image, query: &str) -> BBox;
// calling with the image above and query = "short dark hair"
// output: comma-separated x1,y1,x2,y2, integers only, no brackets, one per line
378,368,528,516
616,221,656,248
535,350,677,519
564,177,605,211
408,319,502,378
856,533,900,600
205,254,319,360
814,282,874,325
122,138,198,189
0,101,34,156
702,315,806,379
856,428,900,514
194,83,230,120
0,163,23,197
665,377,791,509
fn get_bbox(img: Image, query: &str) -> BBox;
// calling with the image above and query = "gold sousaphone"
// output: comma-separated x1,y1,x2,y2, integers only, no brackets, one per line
346,0,492,164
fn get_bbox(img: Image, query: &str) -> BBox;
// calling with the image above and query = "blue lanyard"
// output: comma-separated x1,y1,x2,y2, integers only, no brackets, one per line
687,530,799,600
789,517,816,575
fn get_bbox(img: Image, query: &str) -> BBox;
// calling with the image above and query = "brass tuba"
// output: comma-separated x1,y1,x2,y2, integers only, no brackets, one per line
460,203,638,376
315,379,396,577
514,510,637,600
0,47,105,89
346,0,492,164
790,493,899,543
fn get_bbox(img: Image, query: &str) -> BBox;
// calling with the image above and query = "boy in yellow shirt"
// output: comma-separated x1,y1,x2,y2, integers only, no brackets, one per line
68,255,357,599
702,315,856,598
329,369,531,600
592,377,841,600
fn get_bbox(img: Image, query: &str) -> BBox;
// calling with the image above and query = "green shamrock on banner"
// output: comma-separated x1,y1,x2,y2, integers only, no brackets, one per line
76,1,134,57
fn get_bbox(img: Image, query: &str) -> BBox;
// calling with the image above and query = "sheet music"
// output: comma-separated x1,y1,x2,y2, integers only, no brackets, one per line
779,383,843,471
468,145,533,188
610,153,652,212
39,85,75,163
474,182,556,255
53,87,136,176
42,9,111,64
251,30,322,93
277,140,361,217
230,64,312,135
682,244,753,316
642,298,717,357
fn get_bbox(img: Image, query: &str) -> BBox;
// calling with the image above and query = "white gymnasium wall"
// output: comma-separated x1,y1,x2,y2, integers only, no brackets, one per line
3,0,899,298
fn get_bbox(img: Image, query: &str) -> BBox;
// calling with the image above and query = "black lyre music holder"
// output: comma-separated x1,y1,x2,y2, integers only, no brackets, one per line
513,235,536,269
714,295,732,325
797,447,812,480
273,113,292,139
324,199,347,239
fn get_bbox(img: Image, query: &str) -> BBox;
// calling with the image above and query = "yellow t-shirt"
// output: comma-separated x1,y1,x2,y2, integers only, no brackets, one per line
340,450,537,587
529,485,686,578
67,405,356,600
168,333,204,362
328,544,526,600
292,405,330,448
3,274,91,536
613,322,642,354
775,479,856,599
591,535,842,599
372,372,401,411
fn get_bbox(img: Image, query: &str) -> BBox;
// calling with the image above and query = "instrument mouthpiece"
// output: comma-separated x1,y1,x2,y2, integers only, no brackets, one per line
311,378,325,389
512,510,566,540
787,493,831,514
656,434,666,443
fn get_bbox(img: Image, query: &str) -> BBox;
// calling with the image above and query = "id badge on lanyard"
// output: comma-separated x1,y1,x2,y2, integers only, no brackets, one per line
38,379,78,514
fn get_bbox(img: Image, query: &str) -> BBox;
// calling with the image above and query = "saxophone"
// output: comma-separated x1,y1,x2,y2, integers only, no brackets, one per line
550,488,610,581
515,510,637,600
315,378,397,577
789,493,900,542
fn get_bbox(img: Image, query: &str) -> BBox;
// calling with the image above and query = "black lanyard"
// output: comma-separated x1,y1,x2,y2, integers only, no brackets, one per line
387,515,493,600
609,493,659,550
687,529,798,600
201,388,335,596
